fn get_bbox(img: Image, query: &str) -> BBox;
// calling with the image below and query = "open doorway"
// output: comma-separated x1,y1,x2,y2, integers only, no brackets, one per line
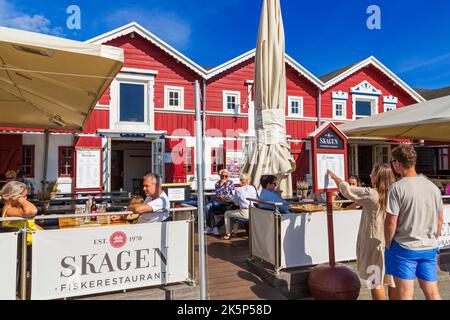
110,140,152,196
358,145,373,186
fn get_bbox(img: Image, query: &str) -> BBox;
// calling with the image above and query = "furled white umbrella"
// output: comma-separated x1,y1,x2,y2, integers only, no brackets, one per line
0,26,124,131
241,0,296,196
339,95,450,141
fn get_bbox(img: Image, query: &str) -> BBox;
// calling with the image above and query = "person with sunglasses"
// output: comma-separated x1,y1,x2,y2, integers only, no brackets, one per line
258,175,290,214
205,169,235,235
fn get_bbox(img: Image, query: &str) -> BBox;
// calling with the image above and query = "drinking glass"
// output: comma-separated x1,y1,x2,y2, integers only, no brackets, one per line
74,206,85,225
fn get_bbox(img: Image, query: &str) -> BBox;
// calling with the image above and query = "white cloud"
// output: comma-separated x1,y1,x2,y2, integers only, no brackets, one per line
398,52,450,73
0,0,63,35
105,8,192,50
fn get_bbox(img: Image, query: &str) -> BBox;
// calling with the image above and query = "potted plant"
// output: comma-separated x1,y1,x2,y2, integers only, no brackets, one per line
37,189,51,211
296,180,310,200
48,181,59,200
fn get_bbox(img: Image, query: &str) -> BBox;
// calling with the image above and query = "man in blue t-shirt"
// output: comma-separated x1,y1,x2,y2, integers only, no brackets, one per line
258,175,290,214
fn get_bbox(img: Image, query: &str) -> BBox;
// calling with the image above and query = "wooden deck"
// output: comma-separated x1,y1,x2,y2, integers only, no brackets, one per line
196,231,287,300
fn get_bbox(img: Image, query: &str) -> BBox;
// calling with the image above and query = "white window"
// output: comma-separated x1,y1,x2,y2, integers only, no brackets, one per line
383,96,398,113
288,96,303,117
223,91,241,114
110,73,154,132
164,86,184,110
352,95,379,120
119,82,146,123
332,101,347,120
383,104,396,112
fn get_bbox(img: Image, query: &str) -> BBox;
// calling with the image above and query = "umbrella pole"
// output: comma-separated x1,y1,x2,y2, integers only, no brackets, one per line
194,80,207,300
326,191,335,266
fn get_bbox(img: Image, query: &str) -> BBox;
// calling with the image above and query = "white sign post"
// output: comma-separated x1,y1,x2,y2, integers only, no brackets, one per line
0,232,18,300
76,149,101,190
31,222,190,300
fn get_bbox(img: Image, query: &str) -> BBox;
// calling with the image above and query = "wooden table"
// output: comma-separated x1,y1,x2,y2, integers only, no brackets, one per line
59,220,130,229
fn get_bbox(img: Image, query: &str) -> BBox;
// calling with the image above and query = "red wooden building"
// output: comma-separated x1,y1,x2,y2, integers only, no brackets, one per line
2,22,443,193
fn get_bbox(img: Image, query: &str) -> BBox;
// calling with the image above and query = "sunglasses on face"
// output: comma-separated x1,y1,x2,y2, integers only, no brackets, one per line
220,175,228,178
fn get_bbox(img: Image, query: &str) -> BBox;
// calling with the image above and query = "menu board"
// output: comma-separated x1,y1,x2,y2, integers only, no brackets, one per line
76,149,101,189
226,151,245,180
316,153,345,190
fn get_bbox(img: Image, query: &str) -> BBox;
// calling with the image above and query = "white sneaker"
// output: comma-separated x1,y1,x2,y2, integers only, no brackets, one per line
213,227,221,236
205,226,213,234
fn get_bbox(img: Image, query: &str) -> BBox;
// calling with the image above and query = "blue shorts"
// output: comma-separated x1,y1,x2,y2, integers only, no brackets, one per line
385,240,439,282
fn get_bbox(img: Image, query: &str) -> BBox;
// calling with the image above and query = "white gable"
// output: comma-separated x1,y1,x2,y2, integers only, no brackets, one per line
350,81,382,96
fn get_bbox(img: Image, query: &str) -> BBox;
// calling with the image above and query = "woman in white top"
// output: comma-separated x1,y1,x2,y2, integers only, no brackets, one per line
221,173,258,240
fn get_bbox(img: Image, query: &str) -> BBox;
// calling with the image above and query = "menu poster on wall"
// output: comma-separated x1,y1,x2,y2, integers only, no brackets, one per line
76,149,101,189
316,153,345,190
226,151,245,180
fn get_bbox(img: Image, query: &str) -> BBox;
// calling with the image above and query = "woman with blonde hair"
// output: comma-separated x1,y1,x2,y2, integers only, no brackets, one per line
221,173,258,240
1,181,41,245
328,163,396,300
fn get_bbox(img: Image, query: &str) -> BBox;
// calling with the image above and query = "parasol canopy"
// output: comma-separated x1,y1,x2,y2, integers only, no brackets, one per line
0,26,124,131
339,95,450,141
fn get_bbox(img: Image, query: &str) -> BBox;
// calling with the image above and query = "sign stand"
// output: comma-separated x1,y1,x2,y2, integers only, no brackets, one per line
307,122,360,300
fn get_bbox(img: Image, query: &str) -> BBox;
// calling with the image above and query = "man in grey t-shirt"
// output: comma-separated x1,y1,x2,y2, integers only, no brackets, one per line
385,144,443,300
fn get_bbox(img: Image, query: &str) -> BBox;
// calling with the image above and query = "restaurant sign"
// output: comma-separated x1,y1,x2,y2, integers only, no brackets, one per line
0,232,18,300
310,122,348,193
316,128,344,150
31,222,190,300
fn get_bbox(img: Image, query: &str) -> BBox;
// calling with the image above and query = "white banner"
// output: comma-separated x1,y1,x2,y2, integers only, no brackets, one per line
280,210,361,268
31,221,190,300
0,232,18,300
438,206,450,250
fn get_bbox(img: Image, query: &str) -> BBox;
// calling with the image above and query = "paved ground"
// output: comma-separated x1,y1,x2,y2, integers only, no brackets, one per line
356,251,450,300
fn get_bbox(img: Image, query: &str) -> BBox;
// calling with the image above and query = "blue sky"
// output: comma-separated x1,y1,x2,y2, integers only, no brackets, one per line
1,0,450,89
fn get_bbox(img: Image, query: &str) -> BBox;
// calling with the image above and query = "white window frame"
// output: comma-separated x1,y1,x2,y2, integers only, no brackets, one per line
110,73,154,132
352,95,379,120
332,100,347,120
223,90,241,114
164,86,184,110
383,104,396,112
288,96,304,118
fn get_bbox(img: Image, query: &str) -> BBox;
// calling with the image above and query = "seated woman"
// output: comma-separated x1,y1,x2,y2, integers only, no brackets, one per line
1,181,41,245
221,173,258,240
258,175,290,214
336,175,362,210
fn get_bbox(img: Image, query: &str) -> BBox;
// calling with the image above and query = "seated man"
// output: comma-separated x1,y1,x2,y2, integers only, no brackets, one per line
258,175,290,214
127,173,170,223
16,170,35,196
205,169,235,236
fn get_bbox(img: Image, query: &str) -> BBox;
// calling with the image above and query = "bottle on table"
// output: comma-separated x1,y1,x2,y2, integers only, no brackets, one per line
91,198,97,221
